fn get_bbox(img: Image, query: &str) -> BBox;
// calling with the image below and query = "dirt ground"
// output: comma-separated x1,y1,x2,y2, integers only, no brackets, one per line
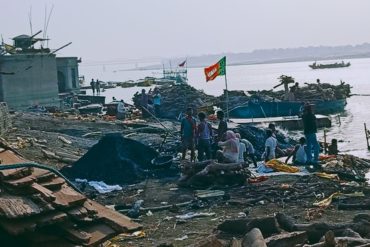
4,112,370,247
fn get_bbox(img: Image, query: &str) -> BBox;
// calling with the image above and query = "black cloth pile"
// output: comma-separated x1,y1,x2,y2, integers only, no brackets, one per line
61,133,158,184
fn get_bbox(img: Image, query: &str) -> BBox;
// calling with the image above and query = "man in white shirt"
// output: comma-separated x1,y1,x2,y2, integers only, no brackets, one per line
264,129,277,162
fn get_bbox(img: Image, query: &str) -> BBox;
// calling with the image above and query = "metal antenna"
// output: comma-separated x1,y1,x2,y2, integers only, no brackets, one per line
44,4,54,47
28,6,33,35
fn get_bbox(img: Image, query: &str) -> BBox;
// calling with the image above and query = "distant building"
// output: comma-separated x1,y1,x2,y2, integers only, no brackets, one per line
0,33,80,109
56,57,80,93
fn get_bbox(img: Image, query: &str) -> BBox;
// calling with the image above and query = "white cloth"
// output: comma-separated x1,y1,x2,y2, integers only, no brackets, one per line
264,136,277,160
75,179,122,194
238,142,246,162
295,144,307,163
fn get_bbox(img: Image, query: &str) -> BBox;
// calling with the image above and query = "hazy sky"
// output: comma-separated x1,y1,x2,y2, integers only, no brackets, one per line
2,0,370,65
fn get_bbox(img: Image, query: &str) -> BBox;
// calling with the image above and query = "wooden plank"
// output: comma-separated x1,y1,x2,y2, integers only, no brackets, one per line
67,206,88,220
32,168,55,183
80,223,116,246
0,211,67,235
52,185,86,209
0,195,43,219
40,177,65,190
3,175,35,188
59,224,91,244
31,183,56,202
88,200,142,232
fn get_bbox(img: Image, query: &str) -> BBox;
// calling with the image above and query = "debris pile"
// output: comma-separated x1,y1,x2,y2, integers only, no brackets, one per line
61,133,158,184
320,154,370,182
248,81,351,102
0,147,141,246
179,160,251,188
215,212,370,246
132,84,218,119
0,102,11,136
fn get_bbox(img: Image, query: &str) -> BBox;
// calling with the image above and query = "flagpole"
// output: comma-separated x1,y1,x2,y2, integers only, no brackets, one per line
224,75,229,120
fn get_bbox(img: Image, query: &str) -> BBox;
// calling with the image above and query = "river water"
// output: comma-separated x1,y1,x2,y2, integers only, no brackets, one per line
81,58,370,158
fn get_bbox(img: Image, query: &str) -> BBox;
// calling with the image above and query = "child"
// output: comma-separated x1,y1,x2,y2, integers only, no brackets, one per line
285,137,307,165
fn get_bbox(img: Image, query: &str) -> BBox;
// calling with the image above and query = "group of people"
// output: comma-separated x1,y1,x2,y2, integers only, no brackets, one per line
140,88,161,118
90,79,101,95
180,108,257,166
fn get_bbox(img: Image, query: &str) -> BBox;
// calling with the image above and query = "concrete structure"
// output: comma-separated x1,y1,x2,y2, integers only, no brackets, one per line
0,53,60,109
56,57,80,93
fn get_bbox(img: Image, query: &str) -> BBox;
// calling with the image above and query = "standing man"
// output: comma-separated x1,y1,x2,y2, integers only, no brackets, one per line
263,129,277,162
90,79,95,95
181,107,197,161
197,112,212,161
302,104,320,165
153,88,161,117
140,89,149,118
96,79,101,95
216,110,227,142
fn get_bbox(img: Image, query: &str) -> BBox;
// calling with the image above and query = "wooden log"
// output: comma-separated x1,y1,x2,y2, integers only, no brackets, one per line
218,219,251,234
264,231,307,247
324,230,335,247
242,228,267,247
353,213,370,223
275,213,297,232
245,216,280,237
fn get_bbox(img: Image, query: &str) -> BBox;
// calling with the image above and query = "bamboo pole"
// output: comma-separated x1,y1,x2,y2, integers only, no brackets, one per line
366,123,369,148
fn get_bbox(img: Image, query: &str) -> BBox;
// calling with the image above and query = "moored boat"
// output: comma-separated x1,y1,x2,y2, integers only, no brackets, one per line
309,61,351,69
229,98,347,118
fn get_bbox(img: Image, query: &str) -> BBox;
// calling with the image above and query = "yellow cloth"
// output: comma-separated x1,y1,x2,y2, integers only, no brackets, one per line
313,192,364,208
266,159,300,173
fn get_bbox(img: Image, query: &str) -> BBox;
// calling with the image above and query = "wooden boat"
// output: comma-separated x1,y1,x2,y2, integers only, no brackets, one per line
78,104,102,115
309,61,351,69
229,98,346,118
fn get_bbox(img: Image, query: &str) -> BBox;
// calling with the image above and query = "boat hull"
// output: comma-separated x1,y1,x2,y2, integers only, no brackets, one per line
229,99,346,118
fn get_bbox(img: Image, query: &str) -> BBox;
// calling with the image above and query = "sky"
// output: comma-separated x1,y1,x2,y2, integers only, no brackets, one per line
2,0,370,66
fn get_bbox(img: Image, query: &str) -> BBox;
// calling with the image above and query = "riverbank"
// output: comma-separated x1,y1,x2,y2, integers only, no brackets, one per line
3,112,370,246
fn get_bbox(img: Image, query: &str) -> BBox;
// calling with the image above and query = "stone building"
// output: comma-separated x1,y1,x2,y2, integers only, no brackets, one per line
0,33,80,109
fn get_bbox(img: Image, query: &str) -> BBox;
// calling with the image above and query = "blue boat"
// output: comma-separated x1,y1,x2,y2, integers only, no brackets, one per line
229,98,346,118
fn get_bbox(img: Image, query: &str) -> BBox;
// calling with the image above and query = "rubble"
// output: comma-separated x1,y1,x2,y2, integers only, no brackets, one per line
132,84,218,119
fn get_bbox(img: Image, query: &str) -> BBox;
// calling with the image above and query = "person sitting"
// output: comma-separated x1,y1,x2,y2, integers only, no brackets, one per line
235,133,246,164
263,129,277,162
240,138,257,167
328,139,339,155
285,137,307,165
217,130,240,163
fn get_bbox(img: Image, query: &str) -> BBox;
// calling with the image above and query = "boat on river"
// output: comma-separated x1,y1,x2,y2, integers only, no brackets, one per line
229,97,347,118
309,61,351,69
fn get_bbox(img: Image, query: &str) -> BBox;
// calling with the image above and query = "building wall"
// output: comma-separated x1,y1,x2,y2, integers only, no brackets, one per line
56,57,80,93
0,54,59,109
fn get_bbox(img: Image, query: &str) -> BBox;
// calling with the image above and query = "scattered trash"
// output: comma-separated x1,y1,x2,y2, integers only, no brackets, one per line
174,235,189,241
75,179,123,193
176,212,216,220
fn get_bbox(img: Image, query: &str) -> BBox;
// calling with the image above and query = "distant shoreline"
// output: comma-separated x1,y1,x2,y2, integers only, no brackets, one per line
125,54,370,72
